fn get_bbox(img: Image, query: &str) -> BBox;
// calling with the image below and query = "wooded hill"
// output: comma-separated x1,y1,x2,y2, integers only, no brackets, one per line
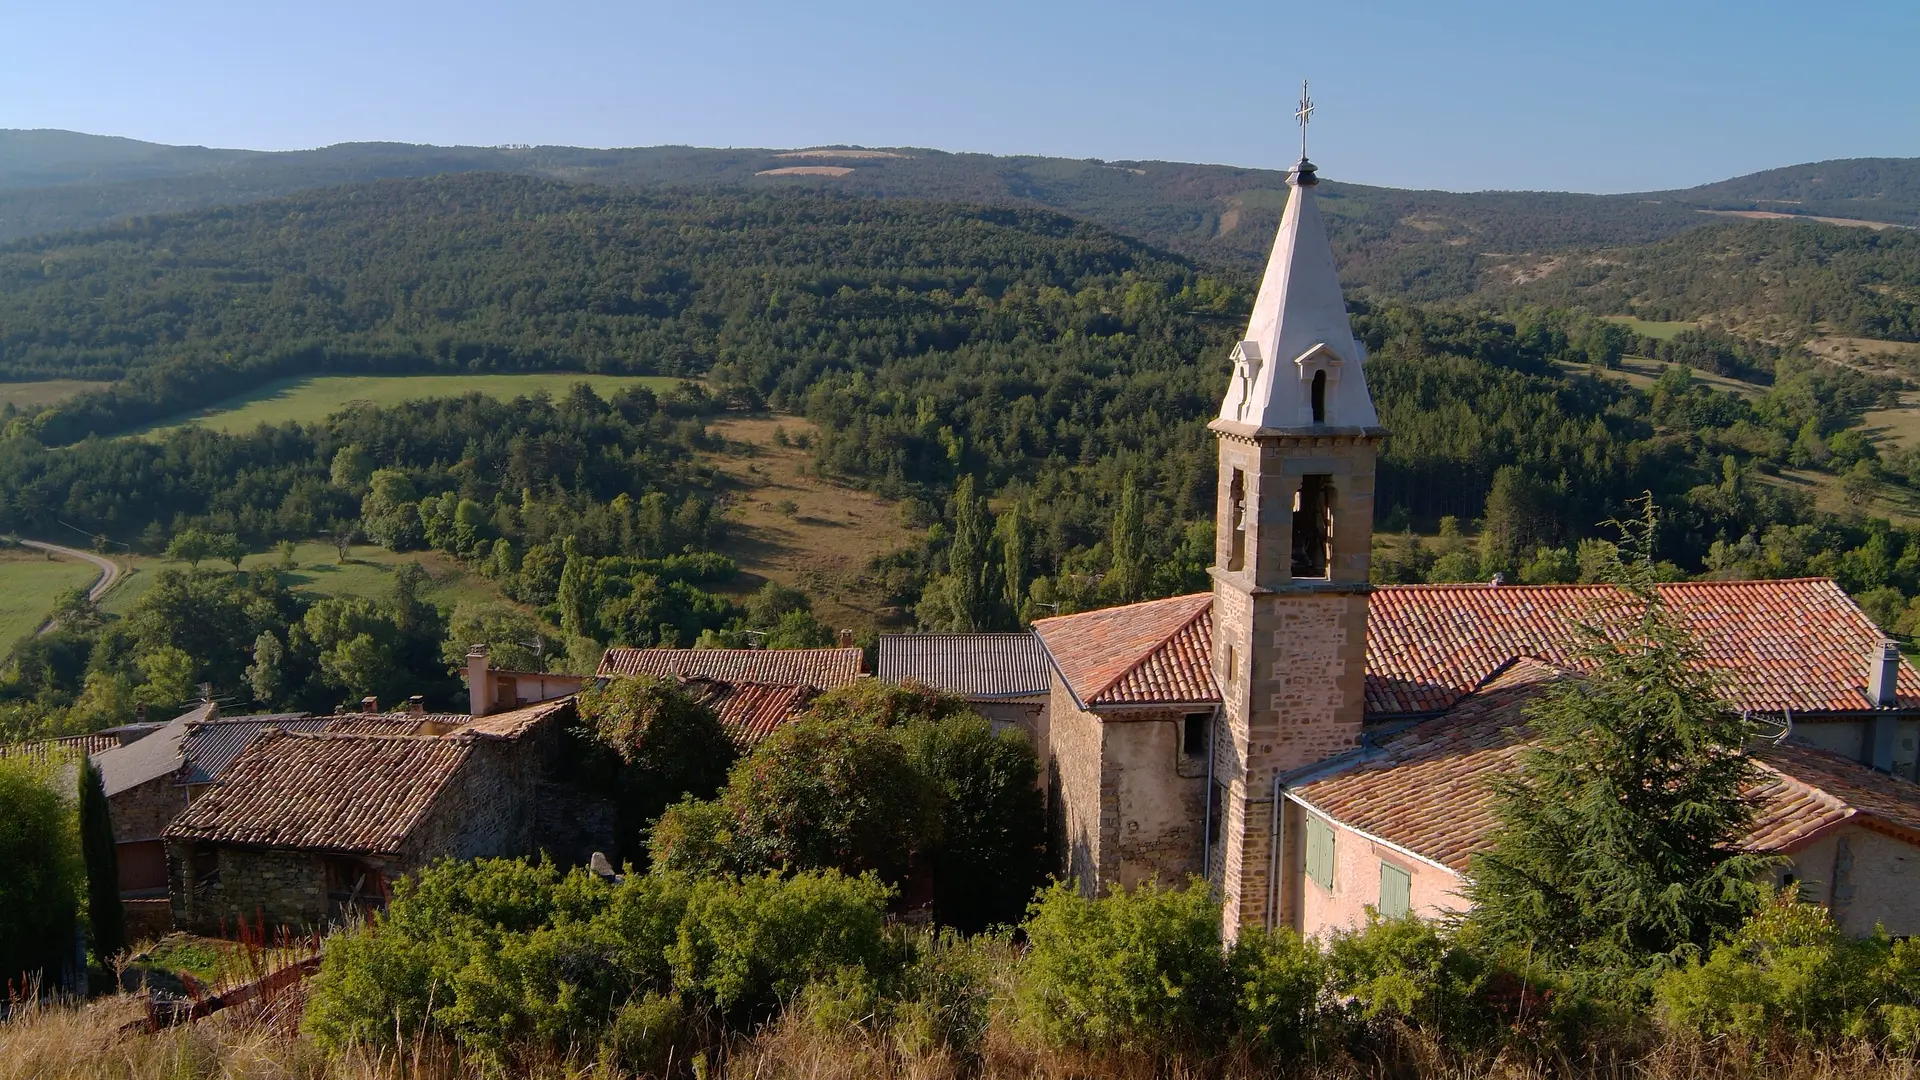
3,130,1914,301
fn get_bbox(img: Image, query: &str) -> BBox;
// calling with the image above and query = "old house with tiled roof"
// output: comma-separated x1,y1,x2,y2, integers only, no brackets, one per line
596,645,865,746
162,697,609,933
879,632,1052,732
955,144,1920,942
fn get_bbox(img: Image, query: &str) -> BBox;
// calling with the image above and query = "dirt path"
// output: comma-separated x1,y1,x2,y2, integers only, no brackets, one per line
18,539,121,631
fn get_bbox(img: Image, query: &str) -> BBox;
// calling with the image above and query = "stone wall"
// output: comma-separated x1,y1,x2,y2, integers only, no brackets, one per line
1048,674,1107,893
109,774,190,843
1102,710,1210,892
1787,826,1920,937
168,844,333,934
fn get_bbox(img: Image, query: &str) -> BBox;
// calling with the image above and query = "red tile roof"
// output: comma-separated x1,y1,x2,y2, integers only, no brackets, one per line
598,647,863,690
164,732,472,856
0,732,119,762
453,698,574,740
1033,579,1911,719
683,679,818,747
324,714,469,737
1033,593,1216,707
1292,659,1920,874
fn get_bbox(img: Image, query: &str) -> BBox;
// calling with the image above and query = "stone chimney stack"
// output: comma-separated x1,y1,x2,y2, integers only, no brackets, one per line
1870,641,1902,708
408,694,426,716
360,695,379,713
837,628,856,649
467,645,492,717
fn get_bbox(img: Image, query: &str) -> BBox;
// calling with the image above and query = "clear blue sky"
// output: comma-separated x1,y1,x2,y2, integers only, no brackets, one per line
5,0,1915,193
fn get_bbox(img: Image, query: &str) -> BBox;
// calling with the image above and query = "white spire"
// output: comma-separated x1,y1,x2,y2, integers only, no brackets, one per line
1216,152,1378,431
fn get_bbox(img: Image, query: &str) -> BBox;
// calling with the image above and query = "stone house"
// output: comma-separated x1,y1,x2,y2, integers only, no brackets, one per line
162,698,600,933
598,645,867,746
904,142,1920,942
879,633,1052,736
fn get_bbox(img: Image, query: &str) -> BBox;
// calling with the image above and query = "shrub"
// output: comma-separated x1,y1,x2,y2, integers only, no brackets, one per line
603,991,687,1075
1654,888,1916,1047
1228,926,1327,1058
895,715,1045,932
668,870,894,1016
887,927,1006,1060
1018,878,1229,1058
1324,913,1498,1048
578,675,737,861
0,754,81,991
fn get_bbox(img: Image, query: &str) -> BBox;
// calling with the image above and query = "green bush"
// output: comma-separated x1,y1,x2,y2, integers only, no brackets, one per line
886,928,1006,1060
603,991,687,1075
895,715,1045,932
1018,878,1229,1057
1654,889,1920,1048
1324,913,1498,1047
1228,926,1327,1058
577,675,737,863
305,858,891,1062
0,754,81,991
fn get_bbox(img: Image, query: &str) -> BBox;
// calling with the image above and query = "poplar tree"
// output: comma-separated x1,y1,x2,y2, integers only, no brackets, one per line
1109,471,1148,604
1466,498,1774,992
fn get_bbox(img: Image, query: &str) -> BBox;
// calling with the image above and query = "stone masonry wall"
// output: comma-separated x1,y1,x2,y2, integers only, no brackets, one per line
110,774,191,843
168,844,331,934
1048,674,1107,893
1102,710,1210,892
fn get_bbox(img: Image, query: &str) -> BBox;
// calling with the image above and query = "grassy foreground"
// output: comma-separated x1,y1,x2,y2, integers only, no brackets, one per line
136,373,691,436
5,995,1920,1080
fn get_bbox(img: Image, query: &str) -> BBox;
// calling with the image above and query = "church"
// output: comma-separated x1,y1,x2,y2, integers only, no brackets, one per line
888,135,1920,941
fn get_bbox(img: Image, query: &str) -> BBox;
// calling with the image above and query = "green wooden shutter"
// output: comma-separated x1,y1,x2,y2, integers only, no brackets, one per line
1379,860,1411,918
1305,814,1335,892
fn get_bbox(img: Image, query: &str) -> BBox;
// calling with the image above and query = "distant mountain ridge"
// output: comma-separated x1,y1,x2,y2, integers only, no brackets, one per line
1,130,1916,302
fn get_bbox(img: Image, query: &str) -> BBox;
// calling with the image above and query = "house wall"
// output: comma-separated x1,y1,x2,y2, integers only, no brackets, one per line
1781,826,1920,937
1787,719,1920,780
109,774,190,844
167,844,333,934
1102,709,1211,892
1290,802,1466,938
1048,675,1107,893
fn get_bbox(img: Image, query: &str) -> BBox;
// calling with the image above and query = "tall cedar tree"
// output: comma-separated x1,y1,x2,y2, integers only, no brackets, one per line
78,754,126,960
1465,498,1775,990
1109,471,1148,604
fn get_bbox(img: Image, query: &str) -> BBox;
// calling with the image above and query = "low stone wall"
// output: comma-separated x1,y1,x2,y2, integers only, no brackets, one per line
123,898,174,943
169,844,331,935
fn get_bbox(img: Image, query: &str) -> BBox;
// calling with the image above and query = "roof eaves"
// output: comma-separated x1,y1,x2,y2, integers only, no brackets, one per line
1031,632,1088,713
1284,789,1462,877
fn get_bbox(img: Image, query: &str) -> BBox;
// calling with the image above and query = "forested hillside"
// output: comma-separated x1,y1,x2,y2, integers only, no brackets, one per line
5,130,1914,298
1488,218,1920,343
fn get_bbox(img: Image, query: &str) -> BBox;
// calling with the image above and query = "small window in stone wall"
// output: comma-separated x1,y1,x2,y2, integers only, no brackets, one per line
191,844,220,890
326,856,387,920
1182,712,1210,756
1208,781,1224,844
1305,813,1335,893
1379,860,1411,918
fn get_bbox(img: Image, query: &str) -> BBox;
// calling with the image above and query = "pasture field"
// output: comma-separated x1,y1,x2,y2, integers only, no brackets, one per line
100,542,509,618
703,415,920,631
0,379,112,411
0,547,104,652
1601,315,1698,341
137,373,693,435
1555,356,1765,400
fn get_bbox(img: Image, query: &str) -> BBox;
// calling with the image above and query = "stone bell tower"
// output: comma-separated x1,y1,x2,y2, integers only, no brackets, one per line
1209,120,1383,938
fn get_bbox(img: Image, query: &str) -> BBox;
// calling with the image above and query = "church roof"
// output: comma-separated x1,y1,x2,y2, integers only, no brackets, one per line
1033,593,1216,708
1291,658,1920,874
1038,578,1915,719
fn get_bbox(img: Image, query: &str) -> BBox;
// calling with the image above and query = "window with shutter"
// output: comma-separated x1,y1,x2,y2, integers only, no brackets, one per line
1379,861,1411,918
1305,813,1335,892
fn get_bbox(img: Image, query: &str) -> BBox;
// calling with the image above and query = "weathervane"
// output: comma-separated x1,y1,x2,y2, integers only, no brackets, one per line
1294,79,1314,162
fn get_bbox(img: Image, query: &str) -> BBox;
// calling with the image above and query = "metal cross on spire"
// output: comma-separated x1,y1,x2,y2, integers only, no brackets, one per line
1294,79,1314,162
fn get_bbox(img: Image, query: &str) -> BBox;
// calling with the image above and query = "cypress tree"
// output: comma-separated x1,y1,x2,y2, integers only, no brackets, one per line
77,754,126,961
1465,499,1774,992
1109,471,1148,604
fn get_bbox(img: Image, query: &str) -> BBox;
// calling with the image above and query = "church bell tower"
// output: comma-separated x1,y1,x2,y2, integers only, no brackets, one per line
1210,88,1383,938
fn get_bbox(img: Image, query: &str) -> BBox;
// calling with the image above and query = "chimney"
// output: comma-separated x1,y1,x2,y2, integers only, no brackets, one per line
334,703,346,715
360,695,378,714
837,628,856,649
467,644,492,717
1870,640,1902,708
409,694,426,716
1489,573,1505,587
135,703,148,725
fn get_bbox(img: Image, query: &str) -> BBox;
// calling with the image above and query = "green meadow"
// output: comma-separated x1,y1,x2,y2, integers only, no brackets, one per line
136,373,694,435
0,548,104,653
1601,315,1699,341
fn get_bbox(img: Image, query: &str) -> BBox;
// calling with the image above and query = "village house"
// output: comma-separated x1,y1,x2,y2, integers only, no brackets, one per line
598,644,865,746
878,632,1052,736
162,698,599,933
891,142,1920,941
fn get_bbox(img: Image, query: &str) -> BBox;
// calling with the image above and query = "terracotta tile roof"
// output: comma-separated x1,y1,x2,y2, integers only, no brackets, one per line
453,698,574,740
0,732,119,762
878,634,1051,699
598,647,864,690
1033,578,1912,719
1365,580,1917,717
682,679,818,746
322,713,470,737
164,732,472,856
1033,593,1217,707
1292,659,1920,874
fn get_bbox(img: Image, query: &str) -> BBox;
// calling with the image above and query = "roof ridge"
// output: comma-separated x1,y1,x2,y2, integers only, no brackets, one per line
1084,595,1214,702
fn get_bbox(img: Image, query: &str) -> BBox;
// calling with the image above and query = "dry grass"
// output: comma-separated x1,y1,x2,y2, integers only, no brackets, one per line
755,167,855,178
704,416,919,633
1698,209,1910,232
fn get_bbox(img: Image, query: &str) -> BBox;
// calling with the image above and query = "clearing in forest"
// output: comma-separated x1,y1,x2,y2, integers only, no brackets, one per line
702,416,919,633
0,379,113,411
756,166,856,177
99,542,511,620
1601,315,1698,341
134,373,691,436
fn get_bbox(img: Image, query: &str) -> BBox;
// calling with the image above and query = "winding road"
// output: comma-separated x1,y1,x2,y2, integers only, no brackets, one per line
17,539,123,631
